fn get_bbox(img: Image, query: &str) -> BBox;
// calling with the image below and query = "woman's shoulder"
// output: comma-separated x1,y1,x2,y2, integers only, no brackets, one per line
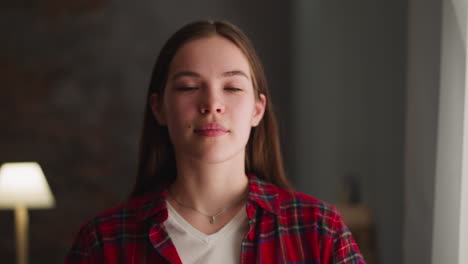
76,191,166,234
65,191,168,262
276,186,342,220
273,185,350,241
250,176,343,224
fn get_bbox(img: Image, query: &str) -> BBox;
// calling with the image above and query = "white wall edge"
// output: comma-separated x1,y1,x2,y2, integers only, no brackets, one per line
459,2,468,261
432,0,467,263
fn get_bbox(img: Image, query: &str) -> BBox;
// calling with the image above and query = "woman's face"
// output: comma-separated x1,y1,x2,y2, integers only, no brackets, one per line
151,35,266,164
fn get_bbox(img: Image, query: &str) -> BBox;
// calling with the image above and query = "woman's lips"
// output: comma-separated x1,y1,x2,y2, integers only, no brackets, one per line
194,123,229,137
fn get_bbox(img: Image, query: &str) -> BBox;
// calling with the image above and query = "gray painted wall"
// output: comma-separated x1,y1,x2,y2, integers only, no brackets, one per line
403,0,441,263
291,1,406,264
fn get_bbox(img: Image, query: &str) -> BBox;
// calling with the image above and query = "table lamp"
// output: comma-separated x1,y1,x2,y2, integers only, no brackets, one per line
0,162,55,264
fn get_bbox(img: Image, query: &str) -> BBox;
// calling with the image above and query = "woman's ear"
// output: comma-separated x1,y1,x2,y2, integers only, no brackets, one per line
149,93,167,125
251,93,266,127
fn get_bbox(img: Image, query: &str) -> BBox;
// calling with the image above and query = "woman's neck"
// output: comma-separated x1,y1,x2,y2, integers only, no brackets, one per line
169,154,249,215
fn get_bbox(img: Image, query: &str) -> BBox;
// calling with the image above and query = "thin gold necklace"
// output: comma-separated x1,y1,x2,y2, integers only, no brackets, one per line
167,190,248,224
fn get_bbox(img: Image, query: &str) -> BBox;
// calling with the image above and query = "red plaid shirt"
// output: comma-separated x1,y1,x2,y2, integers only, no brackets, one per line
65,175,365,263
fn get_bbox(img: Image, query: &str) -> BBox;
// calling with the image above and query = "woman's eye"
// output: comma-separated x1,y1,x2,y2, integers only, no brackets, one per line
176,87,198,91
225,87,242,92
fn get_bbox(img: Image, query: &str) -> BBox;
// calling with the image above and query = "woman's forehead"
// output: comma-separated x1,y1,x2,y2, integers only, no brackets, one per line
168,35,252,79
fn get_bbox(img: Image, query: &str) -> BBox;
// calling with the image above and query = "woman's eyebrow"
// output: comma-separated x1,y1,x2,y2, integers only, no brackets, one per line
171,71,201,81
220,70,250,80
171,70,250,81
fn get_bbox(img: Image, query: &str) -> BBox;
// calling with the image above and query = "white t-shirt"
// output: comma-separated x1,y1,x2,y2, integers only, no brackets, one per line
164,202,249,264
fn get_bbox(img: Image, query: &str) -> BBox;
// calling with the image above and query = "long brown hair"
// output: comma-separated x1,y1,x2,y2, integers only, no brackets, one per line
130,20,290,197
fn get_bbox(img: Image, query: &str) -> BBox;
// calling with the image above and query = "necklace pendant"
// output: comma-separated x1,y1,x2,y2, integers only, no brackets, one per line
210,216,216,224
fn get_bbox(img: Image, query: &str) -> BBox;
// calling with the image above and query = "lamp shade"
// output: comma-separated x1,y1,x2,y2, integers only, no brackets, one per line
0,162,55,209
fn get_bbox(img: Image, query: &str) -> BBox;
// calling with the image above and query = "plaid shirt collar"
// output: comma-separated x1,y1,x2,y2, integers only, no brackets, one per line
133,173,280,223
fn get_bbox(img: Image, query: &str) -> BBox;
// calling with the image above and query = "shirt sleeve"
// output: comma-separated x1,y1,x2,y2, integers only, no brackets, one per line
331,214,366,264
64,221,103,264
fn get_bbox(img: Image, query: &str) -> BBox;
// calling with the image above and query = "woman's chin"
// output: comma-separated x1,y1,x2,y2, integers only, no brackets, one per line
180,148,245,165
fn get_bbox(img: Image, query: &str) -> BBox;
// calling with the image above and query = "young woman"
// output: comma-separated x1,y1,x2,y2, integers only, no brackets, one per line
65,20,365,264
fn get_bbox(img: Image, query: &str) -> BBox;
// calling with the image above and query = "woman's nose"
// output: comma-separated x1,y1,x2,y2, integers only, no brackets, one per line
199,89,225,115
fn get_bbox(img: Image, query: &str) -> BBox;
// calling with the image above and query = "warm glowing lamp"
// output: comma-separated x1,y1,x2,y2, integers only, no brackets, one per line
0,162,55,264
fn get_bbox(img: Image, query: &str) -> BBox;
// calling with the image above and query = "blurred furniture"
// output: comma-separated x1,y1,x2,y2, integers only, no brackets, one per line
0,162,55,264
335,204,376,264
